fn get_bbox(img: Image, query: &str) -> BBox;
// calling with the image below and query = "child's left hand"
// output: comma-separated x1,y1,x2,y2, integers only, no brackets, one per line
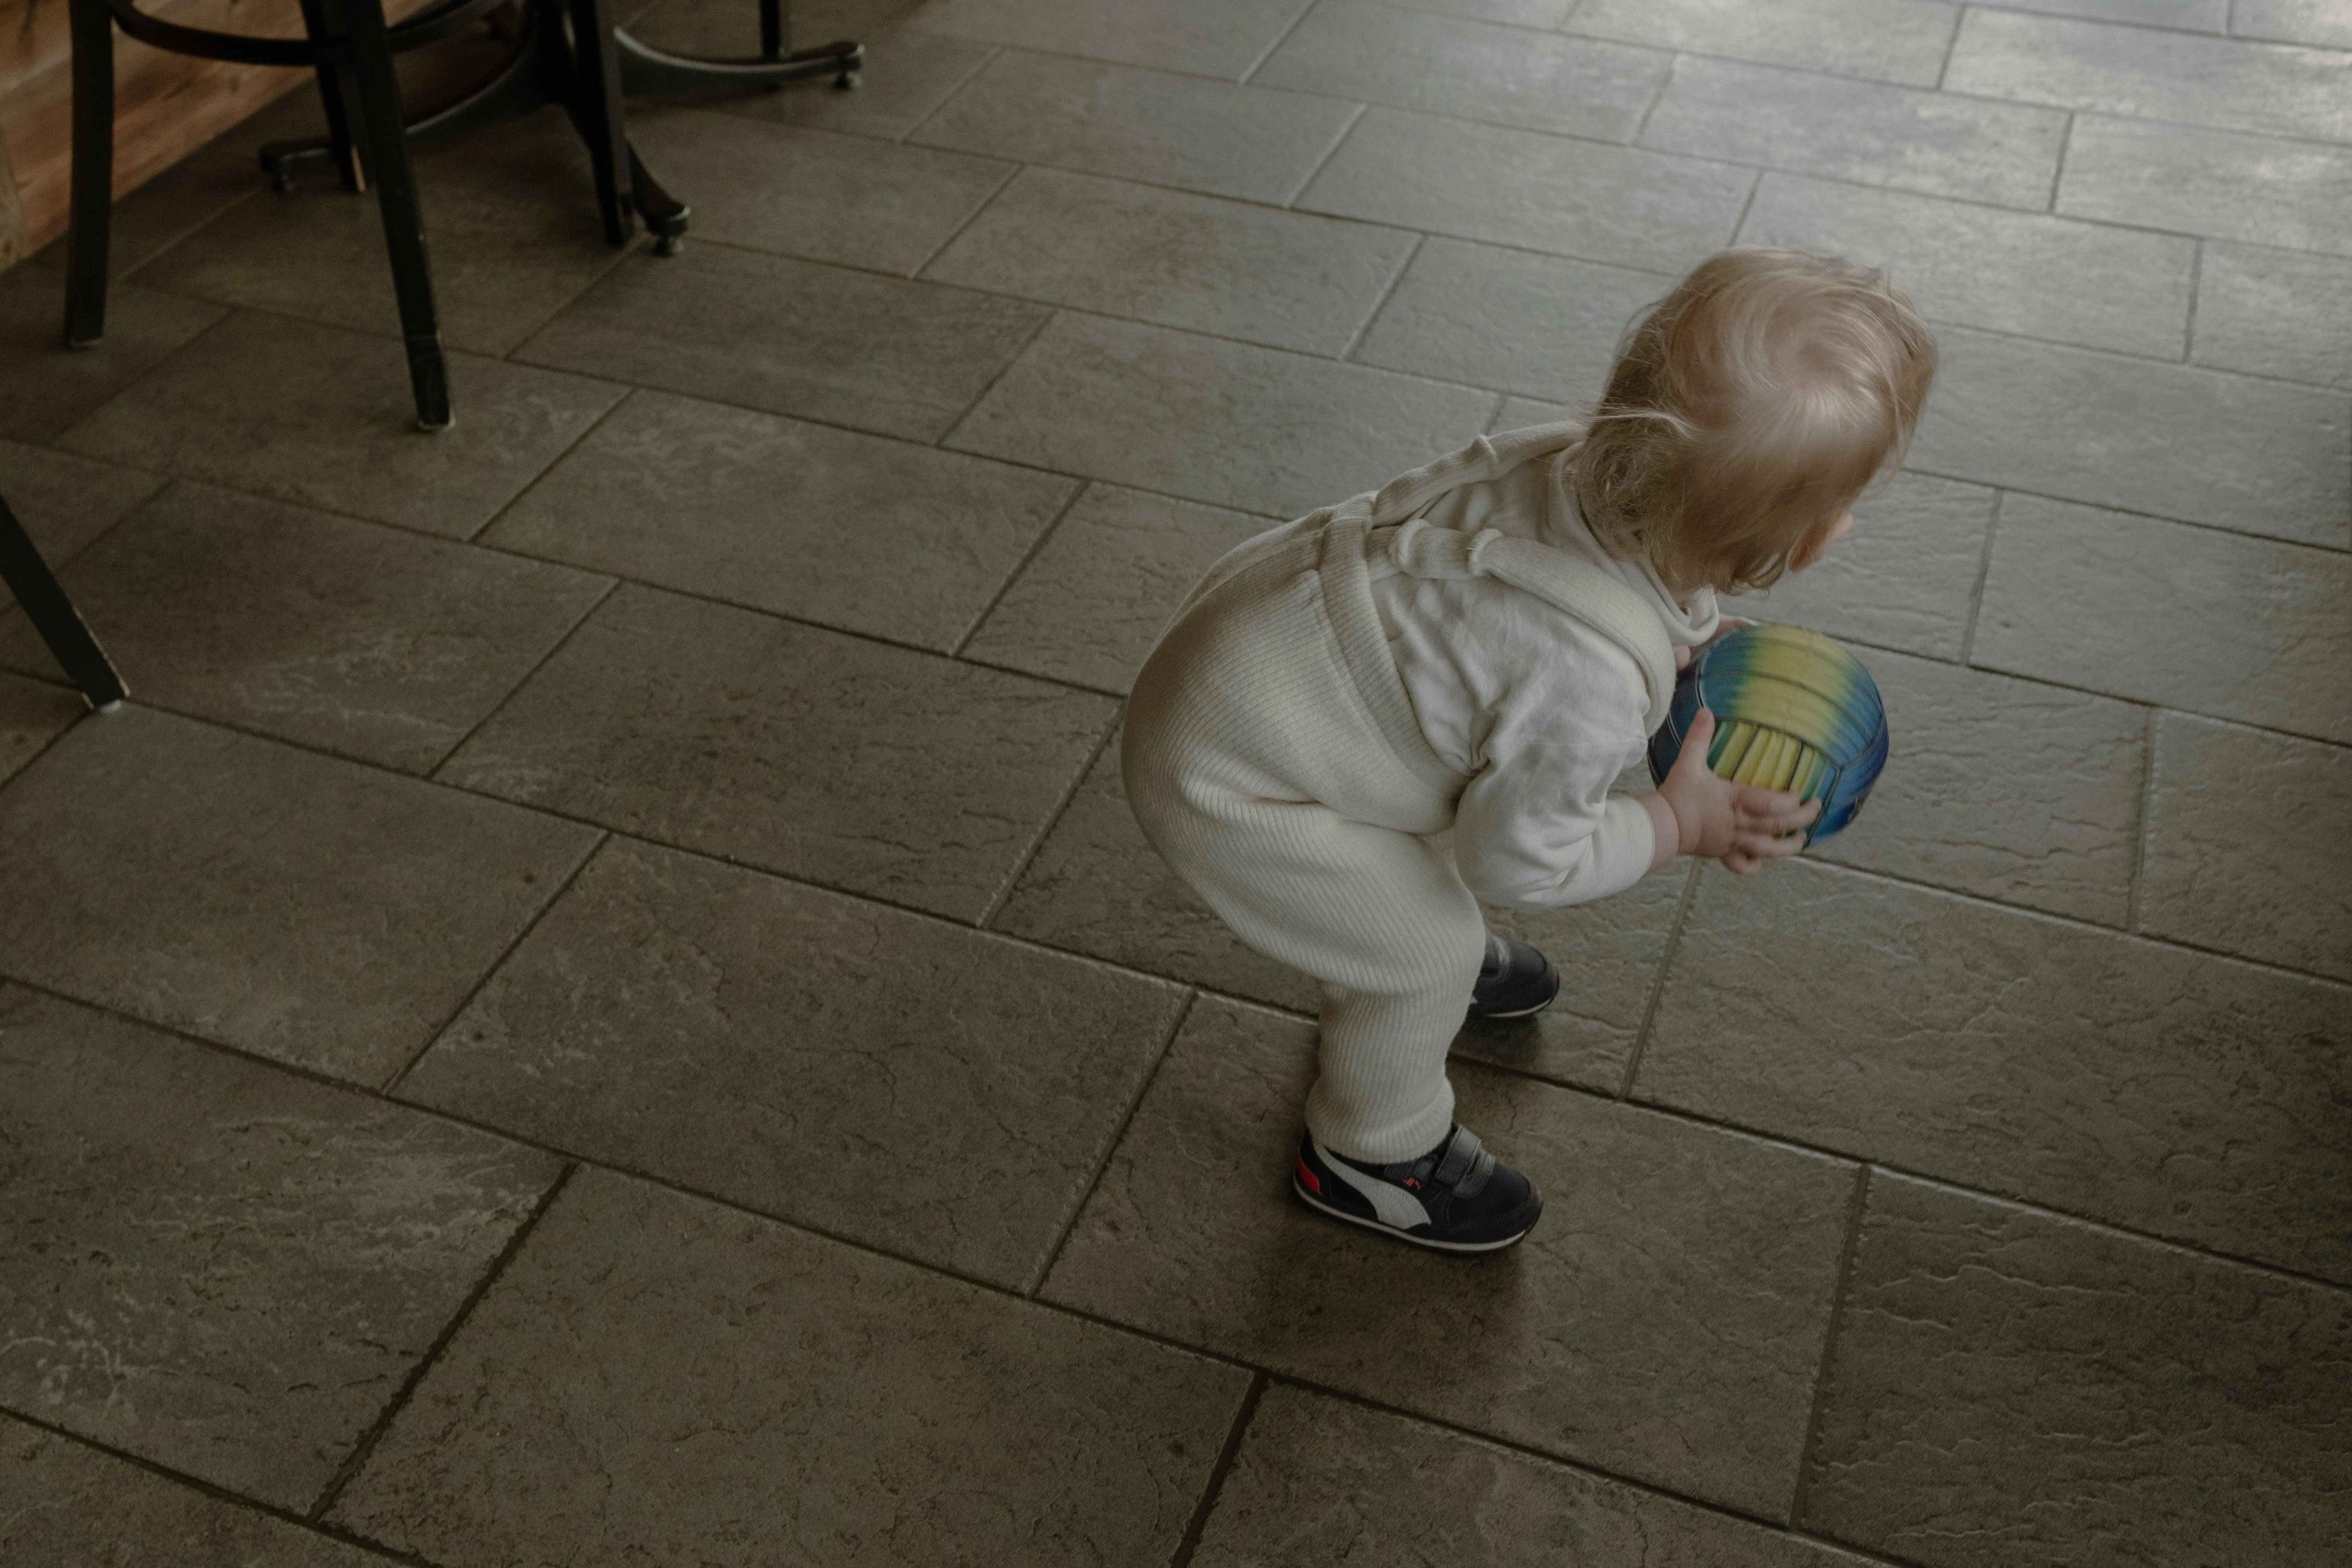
1645,707,1819,873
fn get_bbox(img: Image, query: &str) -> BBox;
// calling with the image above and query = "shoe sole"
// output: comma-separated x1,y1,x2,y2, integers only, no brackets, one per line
1292,1177,1537,1253
1466,973,1561,1022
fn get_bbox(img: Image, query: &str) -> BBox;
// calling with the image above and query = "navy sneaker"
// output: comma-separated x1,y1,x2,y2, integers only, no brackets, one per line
1292,1125,1543,1252
1468,934,1558,1020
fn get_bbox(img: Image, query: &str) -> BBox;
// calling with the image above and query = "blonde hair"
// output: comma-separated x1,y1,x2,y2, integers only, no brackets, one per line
1571,248,1937,596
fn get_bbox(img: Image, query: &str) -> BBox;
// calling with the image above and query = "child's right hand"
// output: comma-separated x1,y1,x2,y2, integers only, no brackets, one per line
1651,708,1819,873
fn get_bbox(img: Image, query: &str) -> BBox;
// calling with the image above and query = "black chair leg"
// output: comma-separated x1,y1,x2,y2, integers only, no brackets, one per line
0,495,125,711
331,0,452,430
566,0,634,247
759,0,784,60
63,0,115,349
296,0,368,193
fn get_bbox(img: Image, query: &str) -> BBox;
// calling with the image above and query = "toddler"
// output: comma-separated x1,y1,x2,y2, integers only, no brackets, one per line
1123,249,1937,1252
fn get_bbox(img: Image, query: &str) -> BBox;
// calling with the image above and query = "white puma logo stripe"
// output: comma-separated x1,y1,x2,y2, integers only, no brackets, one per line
1314,1141,1431,1230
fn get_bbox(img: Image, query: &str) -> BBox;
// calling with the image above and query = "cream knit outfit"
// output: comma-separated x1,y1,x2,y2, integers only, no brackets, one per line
1125,424,1717,1162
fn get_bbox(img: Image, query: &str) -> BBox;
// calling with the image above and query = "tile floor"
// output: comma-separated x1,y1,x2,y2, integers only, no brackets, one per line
2,0,2348,1562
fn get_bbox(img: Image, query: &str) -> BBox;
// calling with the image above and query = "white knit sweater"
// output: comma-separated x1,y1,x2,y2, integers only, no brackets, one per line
1369,449,1721,908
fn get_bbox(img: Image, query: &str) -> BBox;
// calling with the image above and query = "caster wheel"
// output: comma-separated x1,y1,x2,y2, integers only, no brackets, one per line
835,69,861,90
655,234,685,258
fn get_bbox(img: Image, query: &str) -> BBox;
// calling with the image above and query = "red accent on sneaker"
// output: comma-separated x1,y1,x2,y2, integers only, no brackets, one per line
1294,1155,1322,1195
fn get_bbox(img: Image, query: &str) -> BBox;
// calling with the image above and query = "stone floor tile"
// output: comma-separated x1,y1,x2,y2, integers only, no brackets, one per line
991,733,1322,1010
21,136,275,286
516,245,1048,441
131,180,631,357
1350,239,1671,401
1569,0,1961,86
1253,2,1671,142
1194,1386,1875,1568
1390,0,1571,21
1491,394,1573,430
0,1415,382,1567
906,0,1314,77
1299,109,1755,273
1640,57,2069,209
2193,241,2352,387
1043,996,1856,1517
485,391,1072,650
0,483,609,773
1637,861,2352,1282
907,50,1361,203
0,707,598,1082
2139,715,2352,982
1907,326,2351,547
1971,496,2352,744
327,1169,1253,1567
2057,114,2352,255
1799,1173,2352,1566
56,312,624,540
438,585,1115,920
1806,648,2147,924
960,484,1270,691
0,670,83,786
626,109,1014,274
948,313,1494,517
632,0,995,139
401,837,1187,1288
922,167,1418,355
0,986,561,1510
0,438,163,614
1737,174,2196,358
2234,0,2352,47
1946,8,2352,145
1744,471,1994,662
0,274,224,446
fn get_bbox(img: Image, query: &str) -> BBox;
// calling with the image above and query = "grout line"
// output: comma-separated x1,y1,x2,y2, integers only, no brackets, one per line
933,304,1063,451
2046,110,2075,214
1727,166,1765,245
2124,706,2163,933
1284,101,1368,209
461,388,641,546
1957,489,2003,666
1936,6,1964,91
306,1163,579,1524
950,480,1093,658
1335,231,1425,363
893,43,1005,145
425,575,622,780
1786,1164,1873,1529
1166,1371,1269,1568
1029,987,1200,1297
379,831,611,1095
1616,862,1700,1099
1630,50,1678,144
974,709,1125,929
1240,0,1320,85
909,158,1027,280
2182,237,2205,362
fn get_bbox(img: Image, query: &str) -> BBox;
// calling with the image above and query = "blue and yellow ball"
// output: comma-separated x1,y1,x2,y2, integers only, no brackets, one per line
1645,623,1887,845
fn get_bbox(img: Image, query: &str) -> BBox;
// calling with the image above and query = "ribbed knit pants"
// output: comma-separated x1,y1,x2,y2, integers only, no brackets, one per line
1123,512,1483,1164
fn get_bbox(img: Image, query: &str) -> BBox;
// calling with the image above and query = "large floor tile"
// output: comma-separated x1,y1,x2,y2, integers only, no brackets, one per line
1800,1173,2352,1567
1946,8,2352,144
1738,174,2196,358
1971,496,2352,744
1639,56,2068,209
632,0,995,139
2058,114,2352,256
1195,1386,1874,1567
1390,0,1572,20
1908,326,2351,547
57,312,623,539
1349,239,1671,401
1743,471,1995,662
960,483,1270,691
906,0,1313,77
1637,861,2352,1282
2193,240,2352,388
485,390,1073,650
0,986,561,1511
948,312,1495,517
1568,0,1960,86
0,274,224,445
2139,715,2351,982
1043,996,1856,1518
328,1169,1253,1567
0,1415,382,1566
0,483,610,773
2235,0,2352,47
401,837,1187,1289
1807,648,2147,924
923,168,1416,355
0,670,82,786
0,706,598,1082
0,438,162,614
626,109,1013,274
438,585,1115,920
516,245,1048,441
1299,109,1754,273
1253,2,1671,141
907,50,1361,203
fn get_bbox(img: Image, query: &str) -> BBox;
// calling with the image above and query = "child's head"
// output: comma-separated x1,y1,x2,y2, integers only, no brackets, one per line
1572,248,1937,597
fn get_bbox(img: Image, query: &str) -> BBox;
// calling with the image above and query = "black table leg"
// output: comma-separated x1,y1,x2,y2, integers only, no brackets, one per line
63,0,115,349
0,496,125,711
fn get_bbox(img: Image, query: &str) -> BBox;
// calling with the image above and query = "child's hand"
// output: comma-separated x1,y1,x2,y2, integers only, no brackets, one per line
1652,708,1819,873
